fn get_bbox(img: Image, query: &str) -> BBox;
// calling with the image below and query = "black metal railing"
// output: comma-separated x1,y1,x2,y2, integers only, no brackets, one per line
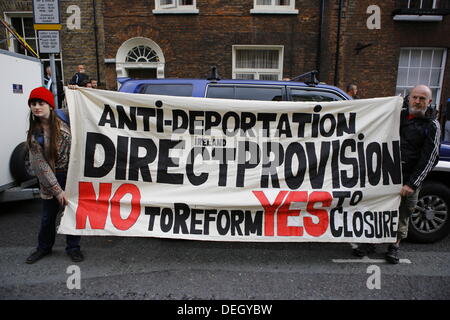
394,0,450,15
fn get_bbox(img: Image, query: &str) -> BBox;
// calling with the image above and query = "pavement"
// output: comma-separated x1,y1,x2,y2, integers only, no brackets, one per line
1,199,449,300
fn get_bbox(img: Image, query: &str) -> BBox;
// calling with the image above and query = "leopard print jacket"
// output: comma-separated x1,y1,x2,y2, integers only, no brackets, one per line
28,111,71,200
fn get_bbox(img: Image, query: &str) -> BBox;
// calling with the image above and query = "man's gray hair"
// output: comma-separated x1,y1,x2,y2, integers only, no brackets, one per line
347,84,357,92
410,85,432,99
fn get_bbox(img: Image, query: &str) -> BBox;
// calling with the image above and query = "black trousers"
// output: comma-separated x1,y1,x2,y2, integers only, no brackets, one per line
37,172,81,253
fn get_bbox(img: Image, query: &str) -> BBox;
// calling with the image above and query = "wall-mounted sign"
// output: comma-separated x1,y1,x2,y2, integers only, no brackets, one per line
38,30,60,53
32,0,60,25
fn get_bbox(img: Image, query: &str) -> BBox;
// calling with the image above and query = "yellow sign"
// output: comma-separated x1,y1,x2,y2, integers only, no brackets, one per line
34,24,62,30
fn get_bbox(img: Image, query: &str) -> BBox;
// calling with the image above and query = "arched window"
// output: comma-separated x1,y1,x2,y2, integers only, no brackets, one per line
126,46,160,63
116,37,165,84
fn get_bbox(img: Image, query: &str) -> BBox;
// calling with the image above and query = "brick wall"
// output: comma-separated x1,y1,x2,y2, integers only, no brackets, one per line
321,0,450,107
1,0,449,110
59,0,105,87
102,0,323,89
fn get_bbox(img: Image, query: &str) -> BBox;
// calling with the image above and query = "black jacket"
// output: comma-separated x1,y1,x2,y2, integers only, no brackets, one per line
69,72,89,86
400,108,440,190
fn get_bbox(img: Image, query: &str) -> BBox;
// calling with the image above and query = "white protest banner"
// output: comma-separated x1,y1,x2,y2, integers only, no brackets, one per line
58,88,403,243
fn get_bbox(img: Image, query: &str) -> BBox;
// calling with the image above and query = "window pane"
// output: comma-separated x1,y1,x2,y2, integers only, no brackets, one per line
421,50,432,67
141,84,193,96
407,67,420,86
410,50,421,67
17,43,25,55
11,39,18,52
399,50,410,67
180,0,193,5
431,88,438,104
421,0,434,9
290,89,342,102
126,46,159,62
409,0,421,9
397,67,408,86
419,68,431,84
11,18,24,37
127,68,157,79
23,18,35,38
161,0,174,5
430,69,441,86
235,73,255,80
276,0,290,5
206,86,235,99
236,49,279,69
27,39,38,55
235,86,283,101
259,74,279,80
257,0,272,5
432,50,443,67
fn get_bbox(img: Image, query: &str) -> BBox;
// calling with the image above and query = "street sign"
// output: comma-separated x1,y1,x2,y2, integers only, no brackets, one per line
32,0,60,25
37,30,60,54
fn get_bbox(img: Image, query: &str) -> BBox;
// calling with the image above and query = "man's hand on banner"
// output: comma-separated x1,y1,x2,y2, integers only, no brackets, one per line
400,185,414,197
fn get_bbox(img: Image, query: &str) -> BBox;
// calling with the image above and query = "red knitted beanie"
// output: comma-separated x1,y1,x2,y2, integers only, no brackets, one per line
28,86,55,109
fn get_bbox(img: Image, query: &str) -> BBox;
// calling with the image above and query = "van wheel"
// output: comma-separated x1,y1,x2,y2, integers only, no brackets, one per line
10,142,34,183
407,182,450,243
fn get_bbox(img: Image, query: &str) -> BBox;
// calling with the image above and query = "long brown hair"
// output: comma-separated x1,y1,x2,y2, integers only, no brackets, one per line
27,101,62,171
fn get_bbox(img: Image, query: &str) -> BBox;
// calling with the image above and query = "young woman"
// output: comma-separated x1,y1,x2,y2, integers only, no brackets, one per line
25,86,83,264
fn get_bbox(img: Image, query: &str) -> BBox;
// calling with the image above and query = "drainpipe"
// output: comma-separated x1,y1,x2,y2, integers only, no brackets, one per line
316,0,325,77
334,0,343,86
92,0,101,83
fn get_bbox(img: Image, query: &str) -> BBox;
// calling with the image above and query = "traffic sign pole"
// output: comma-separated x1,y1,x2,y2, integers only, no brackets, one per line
50,54,58,108
33,0,61,108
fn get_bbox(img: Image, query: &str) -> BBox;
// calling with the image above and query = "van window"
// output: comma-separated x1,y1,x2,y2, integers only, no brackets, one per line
140,84,193,97
235,86,283,101
206,86,234,99
206,85,284,101
289,88,343,102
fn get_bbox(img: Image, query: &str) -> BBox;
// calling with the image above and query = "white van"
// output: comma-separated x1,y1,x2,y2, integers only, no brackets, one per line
0,49,42,202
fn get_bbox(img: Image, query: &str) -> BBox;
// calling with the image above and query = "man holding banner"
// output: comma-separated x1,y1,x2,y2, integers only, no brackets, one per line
354,85,440,264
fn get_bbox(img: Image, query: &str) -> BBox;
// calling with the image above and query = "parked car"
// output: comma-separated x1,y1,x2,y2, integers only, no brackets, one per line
118,70,351,102
118,71,450,243
409,142,450,243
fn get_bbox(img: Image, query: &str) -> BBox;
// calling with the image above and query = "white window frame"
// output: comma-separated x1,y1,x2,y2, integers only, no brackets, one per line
3,12,64,82
251,0,299,15
405,0,438,9
116,37,166,88
395,47,447,110
4,12,38,56
393,0,442,21
232,45,284,80
153,0,199,14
